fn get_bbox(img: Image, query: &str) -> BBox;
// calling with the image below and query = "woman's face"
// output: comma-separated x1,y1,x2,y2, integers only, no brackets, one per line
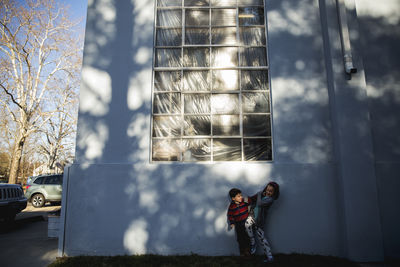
264,185,275,197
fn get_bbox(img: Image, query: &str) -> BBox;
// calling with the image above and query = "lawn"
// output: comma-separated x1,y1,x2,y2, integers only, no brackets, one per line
49,253,363,267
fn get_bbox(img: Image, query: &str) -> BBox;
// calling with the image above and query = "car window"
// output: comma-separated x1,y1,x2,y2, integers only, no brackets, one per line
33,177,44,184
45,176,59,185
56,175,63,185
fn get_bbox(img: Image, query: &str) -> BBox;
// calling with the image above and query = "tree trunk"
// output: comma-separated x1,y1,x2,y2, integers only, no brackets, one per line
8,134,25,184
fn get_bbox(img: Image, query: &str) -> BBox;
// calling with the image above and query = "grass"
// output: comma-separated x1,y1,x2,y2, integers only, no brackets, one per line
49,253,362,267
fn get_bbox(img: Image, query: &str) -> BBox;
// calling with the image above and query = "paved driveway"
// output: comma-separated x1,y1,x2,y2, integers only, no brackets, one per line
0,203,61,267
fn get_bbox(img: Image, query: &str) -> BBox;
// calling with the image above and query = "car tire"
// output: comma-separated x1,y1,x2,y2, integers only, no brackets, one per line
31,193,45,208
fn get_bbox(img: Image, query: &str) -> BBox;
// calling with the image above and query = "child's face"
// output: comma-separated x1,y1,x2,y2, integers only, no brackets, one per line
264,185,275,197
232,193,243,204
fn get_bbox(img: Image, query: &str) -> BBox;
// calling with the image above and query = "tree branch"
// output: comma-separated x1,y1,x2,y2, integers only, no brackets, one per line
0,82,24,111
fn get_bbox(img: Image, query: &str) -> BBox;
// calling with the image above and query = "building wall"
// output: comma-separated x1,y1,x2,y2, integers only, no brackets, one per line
355,0,400,259
59,0,399,261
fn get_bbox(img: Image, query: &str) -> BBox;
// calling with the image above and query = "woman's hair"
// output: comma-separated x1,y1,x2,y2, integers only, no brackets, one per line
264,181,280,200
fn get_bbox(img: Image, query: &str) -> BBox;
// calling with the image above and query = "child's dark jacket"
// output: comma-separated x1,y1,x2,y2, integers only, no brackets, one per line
253,192,274,228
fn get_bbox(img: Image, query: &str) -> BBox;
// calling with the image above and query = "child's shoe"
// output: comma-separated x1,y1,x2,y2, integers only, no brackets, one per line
250,244,256,255
263,256,274,263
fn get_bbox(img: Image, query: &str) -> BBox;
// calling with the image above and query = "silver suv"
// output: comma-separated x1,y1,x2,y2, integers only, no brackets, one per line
25,174,63,208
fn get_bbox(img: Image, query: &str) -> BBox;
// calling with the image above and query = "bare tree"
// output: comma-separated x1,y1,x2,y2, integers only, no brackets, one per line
38,78,79,172
0,100,15,177
0,0,83,184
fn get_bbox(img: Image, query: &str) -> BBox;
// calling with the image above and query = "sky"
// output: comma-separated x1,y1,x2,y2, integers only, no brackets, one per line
58,0,88,22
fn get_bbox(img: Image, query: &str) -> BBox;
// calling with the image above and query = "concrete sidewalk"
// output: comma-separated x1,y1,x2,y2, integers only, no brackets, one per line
0,204,61,267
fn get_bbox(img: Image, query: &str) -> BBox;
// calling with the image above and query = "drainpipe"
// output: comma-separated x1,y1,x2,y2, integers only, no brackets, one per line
336,0,357,75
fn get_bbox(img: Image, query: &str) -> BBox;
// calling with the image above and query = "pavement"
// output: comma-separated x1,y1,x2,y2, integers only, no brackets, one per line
0,203,61,267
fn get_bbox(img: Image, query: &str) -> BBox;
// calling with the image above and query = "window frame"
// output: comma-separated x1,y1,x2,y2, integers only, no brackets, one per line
151,0,274,162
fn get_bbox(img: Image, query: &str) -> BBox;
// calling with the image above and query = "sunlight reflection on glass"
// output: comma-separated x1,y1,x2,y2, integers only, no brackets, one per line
213,115,240,136
212,47,238,67
211,0,236,6
211,94,239,114
212,70,238,91
186,9,209,26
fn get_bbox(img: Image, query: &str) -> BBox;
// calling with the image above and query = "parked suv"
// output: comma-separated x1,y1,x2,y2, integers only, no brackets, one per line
25,174,63,208
0,183,27,221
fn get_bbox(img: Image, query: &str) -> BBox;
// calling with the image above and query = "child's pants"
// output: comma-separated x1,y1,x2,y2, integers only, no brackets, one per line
235,221,250,255
245,216,272,258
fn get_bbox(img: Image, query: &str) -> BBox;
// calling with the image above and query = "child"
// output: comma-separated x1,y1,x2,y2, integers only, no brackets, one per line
245,181,280,262
227,188,253,256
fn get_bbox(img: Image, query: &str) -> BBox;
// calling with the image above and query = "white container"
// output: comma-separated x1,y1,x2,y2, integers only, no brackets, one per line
48,215,60,238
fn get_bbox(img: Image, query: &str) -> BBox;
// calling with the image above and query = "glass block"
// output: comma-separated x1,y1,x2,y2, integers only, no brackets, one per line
186,9,210,26
242,92,269,113
239,7,264,26
183,71,210,91
212,70,239,91
238,0,263,5
156,28,182,46
211,94,239,114
239,27,265,45
211,47,238,67
157,9,182,27
154,71,181,92
211,9,236,26
243,138,272,161
152,116,182,137
185,28,210,45
212,115,240,136
211,0,237,6
153,93,181,114
152,139,181,161
243,115,271,136
182,138,211,161
184,94,211,113
158,0,182,7
183,48,210,67
213,138,242,161
185,0,210,6
155,48,182,67
211,27,237,45
184,116,211,135
241,70,269,90
240,47,267,67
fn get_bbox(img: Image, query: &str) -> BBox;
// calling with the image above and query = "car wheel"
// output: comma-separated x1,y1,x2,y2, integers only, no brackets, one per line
31,193,45,208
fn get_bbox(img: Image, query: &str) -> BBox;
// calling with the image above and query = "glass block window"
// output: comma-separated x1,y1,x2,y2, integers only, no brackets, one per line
152,0,272,162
